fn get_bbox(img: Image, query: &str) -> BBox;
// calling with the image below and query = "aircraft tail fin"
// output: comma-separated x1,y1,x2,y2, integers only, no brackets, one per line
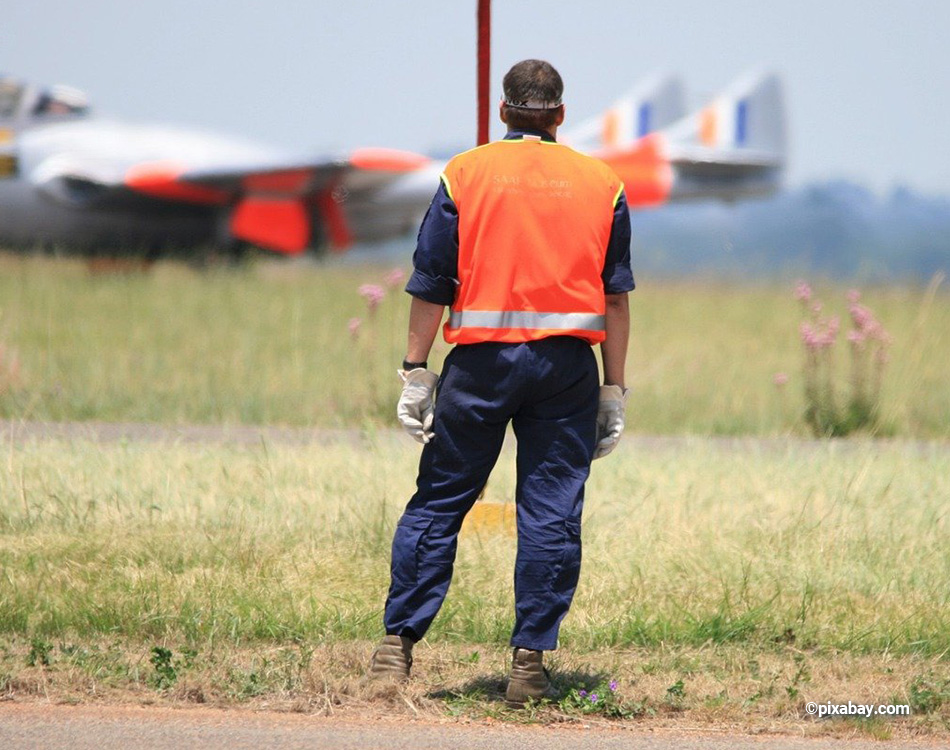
564,73,686,151
0,78,19,177
0,78,23,173
664,71,786,160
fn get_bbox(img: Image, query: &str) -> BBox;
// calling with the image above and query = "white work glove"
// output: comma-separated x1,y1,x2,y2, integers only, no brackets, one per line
396,368,439,444
593,385,628,460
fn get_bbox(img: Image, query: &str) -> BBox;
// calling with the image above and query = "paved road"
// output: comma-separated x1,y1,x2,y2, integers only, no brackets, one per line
0,703,943,750
0,419,369,447
2,418,945,454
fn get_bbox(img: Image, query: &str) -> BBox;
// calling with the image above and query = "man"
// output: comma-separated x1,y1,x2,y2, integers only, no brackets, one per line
369,59,633,705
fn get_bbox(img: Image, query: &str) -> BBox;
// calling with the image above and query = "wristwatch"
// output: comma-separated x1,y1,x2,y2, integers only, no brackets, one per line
402,358,428,371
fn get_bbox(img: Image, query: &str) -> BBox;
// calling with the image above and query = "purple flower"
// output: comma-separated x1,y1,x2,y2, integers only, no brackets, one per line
578,690,587,697
358,283,385,313
384,268,406,288
794,281,812,302
609,680,618,692
590,693,599,703
849,303,874,331
801,317,838,351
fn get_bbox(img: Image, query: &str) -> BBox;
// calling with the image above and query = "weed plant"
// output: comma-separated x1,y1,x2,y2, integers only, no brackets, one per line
796,282,893,436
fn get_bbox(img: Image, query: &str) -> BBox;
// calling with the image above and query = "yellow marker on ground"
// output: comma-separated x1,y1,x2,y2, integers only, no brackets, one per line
462,500,516,536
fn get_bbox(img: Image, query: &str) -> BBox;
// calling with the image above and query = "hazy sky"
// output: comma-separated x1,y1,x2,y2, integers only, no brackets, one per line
5,0,949,194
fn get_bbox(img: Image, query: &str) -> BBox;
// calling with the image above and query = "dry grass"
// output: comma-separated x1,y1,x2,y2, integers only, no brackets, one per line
1,639,947,739
1,435,947,655
0,253,947,436
1,251,948,733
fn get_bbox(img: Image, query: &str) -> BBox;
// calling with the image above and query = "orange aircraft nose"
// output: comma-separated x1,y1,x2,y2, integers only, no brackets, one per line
597,134,673,208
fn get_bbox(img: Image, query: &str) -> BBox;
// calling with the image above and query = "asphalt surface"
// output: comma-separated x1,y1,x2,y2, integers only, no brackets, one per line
0,704,943,750
2,418,946,455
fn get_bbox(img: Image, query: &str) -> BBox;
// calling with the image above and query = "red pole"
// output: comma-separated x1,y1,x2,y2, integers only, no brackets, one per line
477,0,491,146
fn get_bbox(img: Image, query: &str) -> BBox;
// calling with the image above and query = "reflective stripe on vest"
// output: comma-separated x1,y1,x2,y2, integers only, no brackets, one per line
448,310,605,332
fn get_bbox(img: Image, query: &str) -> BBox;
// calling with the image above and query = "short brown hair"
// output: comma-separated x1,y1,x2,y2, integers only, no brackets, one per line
502,59,564,131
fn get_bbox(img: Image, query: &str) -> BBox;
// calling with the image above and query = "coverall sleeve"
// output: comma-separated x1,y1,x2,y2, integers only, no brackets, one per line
405,180,459,306
602,189,636,294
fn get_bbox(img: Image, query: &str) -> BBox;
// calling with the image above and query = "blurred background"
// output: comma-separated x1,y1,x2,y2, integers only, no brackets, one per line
3,0,949,278
1,1,948,438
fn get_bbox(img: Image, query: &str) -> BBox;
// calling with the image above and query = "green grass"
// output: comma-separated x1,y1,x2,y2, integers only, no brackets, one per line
1,252,947,728
0,254,948,436
2,435,948,655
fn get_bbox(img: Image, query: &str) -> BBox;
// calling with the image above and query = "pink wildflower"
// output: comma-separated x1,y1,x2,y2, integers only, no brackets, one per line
799,322,816,349
847,289,861,304
347,317,361,339
773,372,789,387
847,330,865,345
812,302,822,315
794,281,812,302
802,318,837,350
384,268,406,288
849,303,874,331
358,283,385,313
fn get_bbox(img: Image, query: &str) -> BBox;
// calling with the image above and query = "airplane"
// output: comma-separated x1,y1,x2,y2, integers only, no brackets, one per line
566,70,786,207
0,71,785,259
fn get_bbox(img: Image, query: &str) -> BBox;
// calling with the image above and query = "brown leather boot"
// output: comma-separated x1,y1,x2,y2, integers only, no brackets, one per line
367,635,414,682
506,648,557,706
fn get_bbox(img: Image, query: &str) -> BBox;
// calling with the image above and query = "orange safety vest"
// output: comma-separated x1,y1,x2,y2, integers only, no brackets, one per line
440,134,623,346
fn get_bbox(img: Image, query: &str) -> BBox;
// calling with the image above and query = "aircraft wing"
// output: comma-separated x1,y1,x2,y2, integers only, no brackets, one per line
129,147,430,253
32,147,430,254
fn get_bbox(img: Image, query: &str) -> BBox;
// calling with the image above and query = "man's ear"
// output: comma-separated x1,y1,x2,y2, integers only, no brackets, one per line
555,105,565,127
499,102,508,124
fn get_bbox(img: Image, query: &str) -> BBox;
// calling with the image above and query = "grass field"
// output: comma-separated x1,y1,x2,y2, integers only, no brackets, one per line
1,253,948,733
0,254,948,437
3,433,948,651
1,433,948,732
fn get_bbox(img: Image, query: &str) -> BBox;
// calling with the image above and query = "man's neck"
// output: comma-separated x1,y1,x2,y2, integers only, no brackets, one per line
504,126,557,142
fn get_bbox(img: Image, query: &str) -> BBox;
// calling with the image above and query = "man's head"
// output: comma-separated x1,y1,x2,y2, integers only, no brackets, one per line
500,59,565,136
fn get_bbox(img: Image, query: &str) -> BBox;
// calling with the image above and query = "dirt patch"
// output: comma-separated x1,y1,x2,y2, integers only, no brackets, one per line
1,639,947,742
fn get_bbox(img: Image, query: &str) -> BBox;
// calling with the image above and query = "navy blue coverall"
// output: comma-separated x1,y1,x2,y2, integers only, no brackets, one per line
384,129,635,651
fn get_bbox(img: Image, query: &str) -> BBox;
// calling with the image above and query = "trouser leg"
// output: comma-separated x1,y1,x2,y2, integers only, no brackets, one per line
384,346,512,641
510,339,599,651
